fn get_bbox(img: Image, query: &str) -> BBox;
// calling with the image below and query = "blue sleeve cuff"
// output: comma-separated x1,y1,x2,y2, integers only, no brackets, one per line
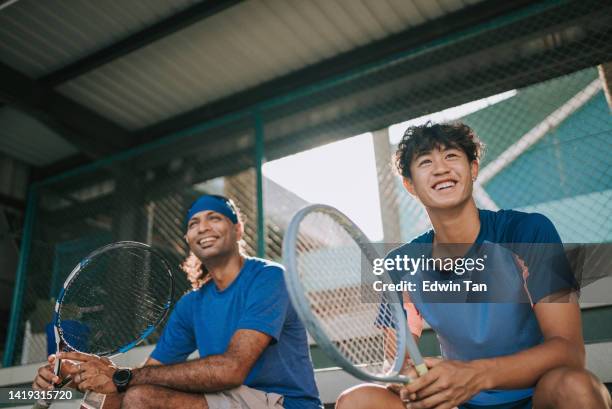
150,345,190,365
237,320,281,343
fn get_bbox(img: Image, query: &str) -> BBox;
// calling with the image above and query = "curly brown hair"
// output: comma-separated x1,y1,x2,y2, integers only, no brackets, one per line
394,121,484,179
181,252,209,290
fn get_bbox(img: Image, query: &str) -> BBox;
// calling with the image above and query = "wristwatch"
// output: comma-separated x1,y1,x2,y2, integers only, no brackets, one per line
112,368,133,393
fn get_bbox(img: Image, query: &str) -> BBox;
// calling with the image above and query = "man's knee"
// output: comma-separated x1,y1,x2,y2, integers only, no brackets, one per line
336,384,404,409
542,367,600,397
535,367,611,408
337,385,373,409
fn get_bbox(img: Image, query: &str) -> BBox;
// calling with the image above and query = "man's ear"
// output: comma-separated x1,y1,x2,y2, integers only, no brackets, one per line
184,234,189,244
235,222,244,242
471,160,479,181
402,177,417,197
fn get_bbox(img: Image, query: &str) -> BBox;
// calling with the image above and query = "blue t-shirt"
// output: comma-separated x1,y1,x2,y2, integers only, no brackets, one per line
152,257,322,409
389,209,575,406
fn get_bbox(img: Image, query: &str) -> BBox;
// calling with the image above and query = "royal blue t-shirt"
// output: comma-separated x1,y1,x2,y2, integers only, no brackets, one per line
152,257,322,409
388,209,576,406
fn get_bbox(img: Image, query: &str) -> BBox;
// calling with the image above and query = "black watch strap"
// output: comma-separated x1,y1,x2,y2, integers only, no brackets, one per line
112,368,132,393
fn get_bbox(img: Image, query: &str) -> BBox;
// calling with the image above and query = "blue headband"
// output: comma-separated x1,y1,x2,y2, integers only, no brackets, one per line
186,195,238,226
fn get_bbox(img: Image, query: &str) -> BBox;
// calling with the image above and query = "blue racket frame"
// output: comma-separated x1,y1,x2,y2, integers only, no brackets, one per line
51,241,174,385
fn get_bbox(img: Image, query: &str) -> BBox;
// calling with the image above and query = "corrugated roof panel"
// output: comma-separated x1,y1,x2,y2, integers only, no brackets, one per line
438,0,468,13
386,0,427,26
56,0,485,130
336,0,388,42
286,0,354,53
260,1,334,66
357,0,407,34
0,107,78,165
0,0,201,78
434,0,464,14
413,0,445,20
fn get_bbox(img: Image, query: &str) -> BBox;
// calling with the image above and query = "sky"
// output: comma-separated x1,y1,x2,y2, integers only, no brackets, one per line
263,90,517,241
263,132,383,240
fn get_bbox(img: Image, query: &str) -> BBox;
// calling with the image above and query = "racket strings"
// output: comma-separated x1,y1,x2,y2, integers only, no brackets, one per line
295,212,403,377
57,245,172,355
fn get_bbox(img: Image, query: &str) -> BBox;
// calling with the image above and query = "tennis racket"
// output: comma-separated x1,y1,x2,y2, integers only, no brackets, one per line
34,241,175,408
282,204,427,384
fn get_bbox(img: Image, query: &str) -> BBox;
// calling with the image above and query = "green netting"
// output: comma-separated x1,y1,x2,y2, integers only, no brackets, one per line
464,69,599,168
394,76,612,243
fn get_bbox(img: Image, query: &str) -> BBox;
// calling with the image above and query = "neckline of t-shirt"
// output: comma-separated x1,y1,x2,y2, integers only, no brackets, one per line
211,257,252,295
428,208,486,246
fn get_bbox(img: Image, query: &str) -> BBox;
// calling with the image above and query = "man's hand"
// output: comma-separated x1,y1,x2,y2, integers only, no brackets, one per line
387,358,420,401
32,354,77,391
394,357,485,409
59,352,119,394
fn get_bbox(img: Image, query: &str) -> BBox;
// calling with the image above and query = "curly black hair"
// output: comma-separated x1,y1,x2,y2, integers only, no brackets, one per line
394,121,484,179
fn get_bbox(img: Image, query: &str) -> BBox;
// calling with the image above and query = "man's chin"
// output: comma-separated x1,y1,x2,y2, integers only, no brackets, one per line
193,247,219,260
426,197,470,210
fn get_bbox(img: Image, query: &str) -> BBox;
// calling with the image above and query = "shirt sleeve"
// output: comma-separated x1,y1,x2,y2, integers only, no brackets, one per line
511,213,578,304
151,293,197,364
236,265,289,343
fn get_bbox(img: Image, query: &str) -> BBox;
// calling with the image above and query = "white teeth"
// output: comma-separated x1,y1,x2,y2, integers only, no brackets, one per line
434,181,456,190
199,237,216,245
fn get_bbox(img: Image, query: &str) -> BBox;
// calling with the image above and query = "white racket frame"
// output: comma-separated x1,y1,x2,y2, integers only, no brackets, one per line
283,204,426,383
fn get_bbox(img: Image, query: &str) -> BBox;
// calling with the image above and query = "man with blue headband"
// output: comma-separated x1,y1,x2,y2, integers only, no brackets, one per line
50,194,322,409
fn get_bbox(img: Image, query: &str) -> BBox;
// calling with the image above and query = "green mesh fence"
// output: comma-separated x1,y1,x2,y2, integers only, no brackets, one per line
262,66,611,254
4,0,612,366
8,120,262,365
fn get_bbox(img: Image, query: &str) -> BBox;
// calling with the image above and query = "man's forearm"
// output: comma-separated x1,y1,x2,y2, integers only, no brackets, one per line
471,337,585,390
130,354,242,393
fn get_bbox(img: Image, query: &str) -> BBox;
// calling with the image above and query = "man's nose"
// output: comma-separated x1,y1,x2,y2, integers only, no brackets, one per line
196,219,211,232
431,157,450,175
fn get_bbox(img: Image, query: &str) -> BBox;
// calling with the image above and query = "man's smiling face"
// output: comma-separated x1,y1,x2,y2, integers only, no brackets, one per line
404,145,478,210
185,210,241,260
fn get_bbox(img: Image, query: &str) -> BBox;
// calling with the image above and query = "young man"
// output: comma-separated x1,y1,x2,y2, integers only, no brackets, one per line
336,123,611,409
33,194,322,409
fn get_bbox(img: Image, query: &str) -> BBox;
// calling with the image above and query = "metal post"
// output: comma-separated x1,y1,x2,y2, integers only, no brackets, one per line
3,186,37,367
254,111,266,258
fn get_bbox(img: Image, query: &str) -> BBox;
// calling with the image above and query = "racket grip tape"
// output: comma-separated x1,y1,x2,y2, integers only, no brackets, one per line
30,378,72,408
415,363,428,376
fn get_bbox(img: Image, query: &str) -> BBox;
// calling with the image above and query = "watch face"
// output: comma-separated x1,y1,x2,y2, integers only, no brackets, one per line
114,369,131,384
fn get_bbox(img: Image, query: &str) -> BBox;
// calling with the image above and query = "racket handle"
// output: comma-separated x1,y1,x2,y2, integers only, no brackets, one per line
30,378,72,409
414,363,428,376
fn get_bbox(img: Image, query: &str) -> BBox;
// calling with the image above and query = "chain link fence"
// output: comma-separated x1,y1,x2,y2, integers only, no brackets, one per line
5,0,612,366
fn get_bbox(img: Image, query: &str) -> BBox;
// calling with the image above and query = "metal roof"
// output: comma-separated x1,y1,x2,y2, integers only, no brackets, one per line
55,0,482,130
1,0,609,177
0,0,202,78
0,0,487,164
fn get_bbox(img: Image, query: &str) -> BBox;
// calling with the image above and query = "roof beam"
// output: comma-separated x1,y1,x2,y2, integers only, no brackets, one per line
0,62,130,159
136,0,537,142
41,0,242,87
